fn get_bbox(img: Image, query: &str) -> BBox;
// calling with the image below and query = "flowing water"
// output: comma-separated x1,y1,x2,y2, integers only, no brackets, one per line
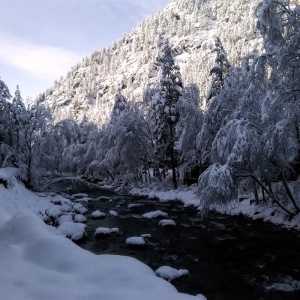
60,185,300,300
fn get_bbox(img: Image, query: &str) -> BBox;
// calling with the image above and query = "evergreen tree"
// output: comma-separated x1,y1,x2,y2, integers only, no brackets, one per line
111,91,128,118
176,84,203,183
152,39,183,188
0,78,12,166
206,37,231,105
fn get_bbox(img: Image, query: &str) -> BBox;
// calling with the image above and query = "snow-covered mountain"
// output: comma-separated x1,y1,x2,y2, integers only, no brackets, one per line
38,0,262,126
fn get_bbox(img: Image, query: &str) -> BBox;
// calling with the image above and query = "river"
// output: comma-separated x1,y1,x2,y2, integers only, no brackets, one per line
54,182,300,300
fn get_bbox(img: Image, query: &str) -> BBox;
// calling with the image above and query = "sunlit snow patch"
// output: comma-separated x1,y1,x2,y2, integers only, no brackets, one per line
159,219,176,227
143,210,168,219
155,266,189,282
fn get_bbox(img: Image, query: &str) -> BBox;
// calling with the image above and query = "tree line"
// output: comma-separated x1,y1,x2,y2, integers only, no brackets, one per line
1,0,300,217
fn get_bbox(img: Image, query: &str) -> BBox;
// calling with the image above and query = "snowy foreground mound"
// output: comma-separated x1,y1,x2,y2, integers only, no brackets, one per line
0,169,203,300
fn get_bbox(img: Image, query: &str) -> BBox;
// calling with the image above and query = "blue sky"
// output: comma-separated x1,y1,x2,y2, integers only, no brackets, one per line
0,0,171,100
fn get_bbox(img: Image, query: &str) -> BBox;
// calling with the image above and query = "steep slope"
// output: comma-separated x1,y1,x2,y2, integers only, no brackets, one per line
38,0,262,126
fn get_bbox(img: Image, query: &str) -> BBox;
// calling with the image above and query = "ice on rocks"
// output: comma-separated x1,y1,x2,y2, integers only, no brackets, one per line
155,266,189,282
143,210,168,219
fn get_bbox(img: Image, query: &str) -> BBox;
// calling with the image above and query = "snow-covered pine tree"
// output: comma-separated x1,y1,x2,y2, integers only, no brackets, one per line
176,84,203,184
206,37,231,105
111,91,128,118
151,39,183,188
197,39,233,165
10,86,27,154
0,78,12,166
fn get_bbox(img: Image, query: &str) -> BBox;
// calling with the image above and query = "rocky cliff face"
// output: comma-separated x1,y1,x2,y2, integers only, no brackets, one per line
38,0,262,126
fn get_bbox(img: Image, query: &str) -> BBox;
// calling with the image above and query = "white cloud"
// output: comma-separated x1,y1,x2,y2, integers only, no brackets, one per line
0,32,82,81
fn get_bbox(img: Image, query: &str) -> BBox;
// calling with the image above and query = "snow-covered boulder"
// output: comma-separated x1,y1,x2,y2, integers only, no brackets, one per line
155,266,189,282
159,219,176,227
57,222,86,241
95,227,120,236
74,214,87,223
143,210,168,219
91,210,106,218
126,236,146,246
109,210,118,217
73,203,88,214
59,214,73,225
141,234,151,238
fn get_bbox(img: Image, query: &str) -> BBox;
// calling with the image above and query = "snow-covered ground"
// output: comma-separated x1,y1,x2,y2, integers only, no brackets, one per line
130,185,300,230
0,168,205,300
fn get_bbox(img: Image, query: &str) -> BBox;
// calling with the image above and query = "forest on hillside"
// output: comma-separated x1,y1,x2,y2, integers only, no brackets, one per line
1,0,300,220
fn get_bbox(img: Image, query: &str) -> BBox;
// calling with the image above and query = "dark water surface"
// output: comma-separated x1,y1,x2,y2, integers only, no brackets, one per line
70,188,300,300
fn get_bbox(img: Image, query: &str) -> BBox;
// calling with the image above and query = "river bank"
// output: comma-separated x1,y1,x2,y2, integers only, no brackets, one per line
129,185,300,231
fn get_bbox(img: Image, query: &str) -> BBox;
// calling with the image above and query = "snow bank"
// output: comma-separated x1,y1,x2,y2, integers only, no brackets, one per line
213,199,300,231
155,266,189,282
0,168,202,300
131,186,300,230
130,186,200,207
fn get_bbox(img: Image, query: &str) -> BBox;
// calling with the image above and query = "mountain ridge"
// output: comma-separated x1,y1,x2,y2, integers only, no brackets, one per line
38,0,262,126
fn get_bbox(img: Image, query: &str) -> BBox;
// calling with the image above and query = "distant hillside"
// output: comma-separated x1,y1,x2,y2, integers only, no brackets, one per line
38,0,262,126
